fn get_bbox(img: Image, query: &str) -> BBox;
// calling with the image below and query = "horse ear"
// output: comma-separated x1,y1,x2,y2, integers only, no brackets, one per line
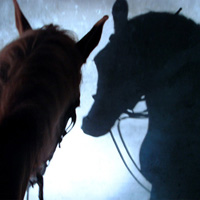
13,0,32,36
112,0,128,32
76,15,108,63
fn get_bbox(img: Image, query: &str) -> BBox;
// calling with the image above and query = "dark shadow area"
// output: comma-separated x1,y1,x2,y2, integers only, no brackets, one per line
82,0,200,199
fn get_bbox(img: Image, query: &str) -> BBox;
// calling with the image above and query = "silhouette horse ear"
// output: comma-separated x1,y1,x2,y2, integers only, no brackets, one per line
112,0,128,32
13,0,32,36
76,15,108,63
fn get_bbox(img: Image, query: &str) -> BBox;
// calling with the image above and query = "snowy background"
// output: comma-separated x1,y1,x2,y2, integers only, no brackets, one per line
1,0,200,199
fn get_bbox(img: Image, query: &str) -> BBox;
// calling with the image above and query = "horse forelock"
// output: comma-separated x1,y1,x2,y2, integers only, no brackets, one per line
0,24,82,120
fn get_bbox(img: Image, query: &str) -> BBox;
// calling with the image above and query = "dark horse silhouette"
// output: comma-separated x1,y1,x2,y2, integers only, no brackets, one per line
82,0,200,199
0,0,107,199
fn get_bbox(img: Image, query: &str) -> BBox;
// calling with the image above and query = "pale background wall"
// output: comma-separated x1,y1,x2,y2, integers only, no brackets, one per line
0,0,200,199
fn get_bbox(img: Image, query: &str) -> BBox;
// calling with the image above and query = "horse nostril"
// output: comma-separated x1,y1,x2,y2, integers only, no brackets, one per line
82,117,90,131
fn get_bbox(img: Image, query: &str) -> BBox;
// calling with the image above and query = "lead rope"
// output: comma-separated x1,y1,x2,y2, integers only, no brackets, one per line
26,186,29,200
109,111,150,193
117,117,143,173
37,173,44,200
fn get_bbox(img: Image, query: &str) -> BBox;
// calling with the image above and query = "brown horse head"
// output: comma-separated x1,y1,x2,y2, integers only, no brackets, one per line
0,1,107,199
